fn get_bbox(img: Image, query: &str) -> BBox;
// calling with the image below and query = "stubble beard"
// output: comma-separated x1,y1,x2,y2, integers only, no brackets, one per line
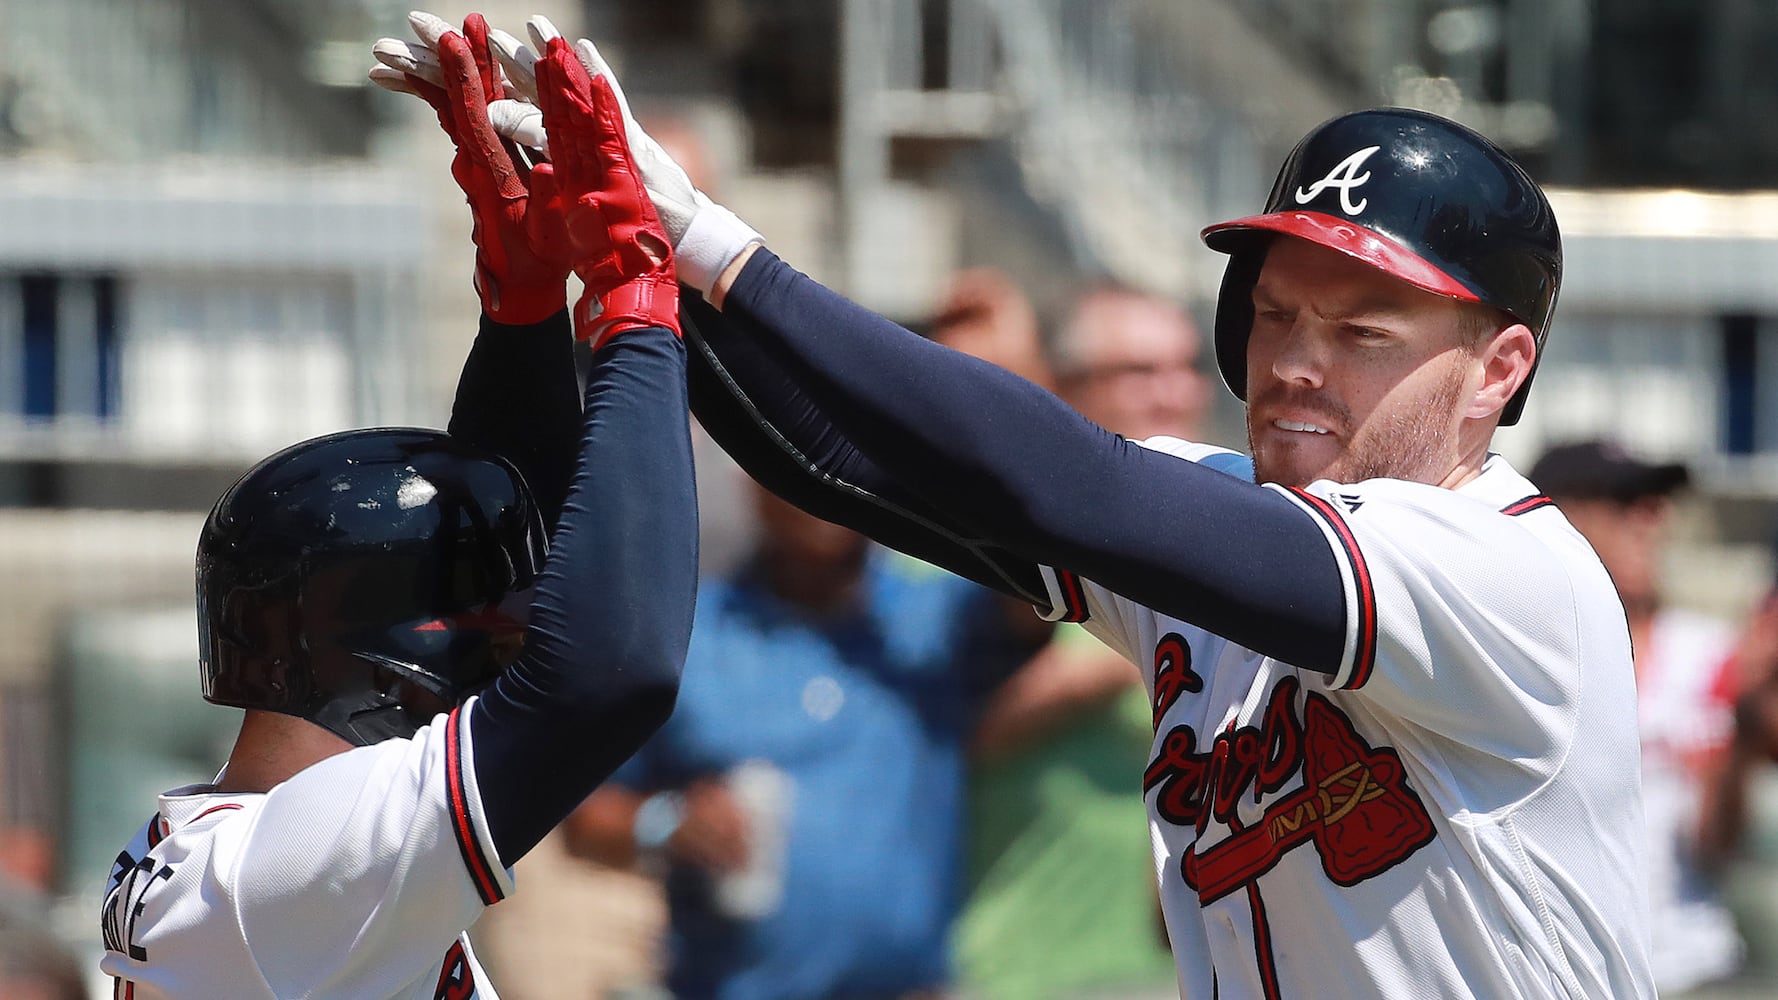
1247,359,1469,488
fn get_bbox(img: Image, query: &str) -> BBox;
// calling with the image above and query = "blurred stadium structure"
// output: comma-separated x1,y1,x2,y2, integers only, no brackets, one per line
8,0,1778,995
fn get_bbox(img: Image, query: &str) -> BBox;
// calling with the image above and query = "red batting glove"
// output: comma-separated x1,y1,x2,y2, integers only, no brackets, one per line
408,14,572,325
533,37,679,347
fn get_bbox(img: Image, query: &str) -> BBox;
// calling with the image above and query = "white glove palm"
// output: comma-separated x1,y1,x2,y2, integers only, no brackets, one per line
484,16,762,296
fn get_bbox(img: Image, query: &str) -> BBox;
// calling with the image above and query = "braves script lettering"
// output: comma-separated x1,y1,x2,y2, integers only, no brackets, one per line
1151,631,1203,729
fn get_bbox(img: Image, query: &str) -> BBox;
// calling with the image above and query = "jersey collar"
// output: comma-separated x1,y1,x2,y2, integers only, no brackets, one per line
1455,452,1541,509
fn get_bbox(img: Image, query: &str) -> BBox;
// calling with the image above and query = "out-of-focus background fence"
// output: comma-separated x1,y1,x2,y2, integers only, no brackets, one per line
9,1,1778,997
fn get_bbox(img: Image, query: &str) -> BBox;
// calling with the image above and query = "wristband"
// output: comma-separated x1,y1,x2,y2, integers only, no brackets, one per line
632,790,686,853
676,203,763,296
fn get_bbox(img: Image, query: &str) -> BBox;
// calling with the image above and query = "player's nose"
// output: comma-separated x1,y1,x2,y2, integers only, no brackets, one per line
1267,322,1328,389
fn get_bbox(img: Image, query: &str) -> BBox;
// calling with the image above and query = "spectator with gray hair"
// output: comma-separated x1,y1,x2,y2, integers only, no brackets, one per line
1047,284,1211,445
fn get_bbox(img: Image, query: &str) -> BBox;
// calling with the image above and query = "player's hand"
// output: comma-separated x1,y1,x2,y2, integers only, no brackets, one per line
484,16,763,296
531,36,679,345
370,12,571,325
670,779,752,873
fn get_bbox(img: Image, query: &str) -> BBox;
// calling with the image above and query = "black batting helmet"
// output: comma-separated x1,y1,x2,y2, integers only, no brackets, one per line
197,428,547,745
1201,107,1561,425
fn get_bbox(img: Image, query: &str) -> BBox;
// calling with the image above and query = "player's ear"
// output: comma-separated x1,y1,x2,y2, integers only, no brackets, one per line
1465,322,1535,421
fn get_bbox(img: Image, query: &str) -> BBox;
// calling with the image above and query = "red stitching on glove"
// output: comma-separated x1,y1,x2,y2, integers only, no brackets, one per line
410,15,572,325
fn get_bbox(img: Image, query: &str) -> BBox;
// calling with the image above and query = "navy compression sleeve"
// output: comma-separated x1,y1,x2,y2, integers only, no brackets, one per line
713,251,1346,672
469,328,696,863
448,309,581,531
683,296,1050,605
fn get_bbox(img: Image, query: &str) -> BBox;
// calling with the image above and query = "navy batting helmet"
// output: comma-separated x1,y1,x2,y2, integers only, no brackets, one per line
197,428,547,745
1201,107,1561,425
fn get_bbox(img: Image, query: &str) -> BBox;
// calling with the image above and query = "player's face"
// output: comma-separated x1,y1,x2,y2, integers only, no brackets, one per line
1243,237,1491,488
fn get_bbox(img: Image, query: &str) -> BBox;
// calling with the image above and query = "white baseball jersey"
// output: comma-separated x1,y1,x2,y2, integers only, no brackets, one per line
1039,444,1655,999
100,700,512,999
1634,609,1743,992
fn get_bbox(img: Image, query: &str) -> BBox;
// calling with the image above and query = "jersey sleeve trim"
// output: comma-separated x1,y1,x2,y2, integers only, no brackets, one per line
1500,494,1555,516
445,704,508,906
1036,565,1091,623
1284,487,1377,689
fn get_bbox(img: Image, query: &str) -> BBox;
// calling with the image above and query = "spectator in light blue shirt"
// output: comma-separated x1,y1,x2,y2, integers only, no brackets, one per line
563,485,1042,1000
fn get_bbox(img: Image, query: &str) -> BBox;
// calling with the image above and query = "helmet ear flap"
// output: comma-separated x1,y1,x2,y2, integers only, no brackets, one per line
1211,242,1271,403
199,574,308,713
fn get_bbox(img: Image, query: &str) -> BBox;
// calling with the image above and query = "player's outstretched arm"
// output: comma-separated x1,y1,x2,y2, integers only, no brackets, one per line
459,35,696,866
705,251,1346,672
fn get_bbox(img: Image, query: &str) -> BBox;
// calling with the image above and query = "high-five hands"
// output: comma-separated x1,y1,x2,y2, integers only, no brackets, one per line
371,13,571,326
480,15,765,297
373,12,694,343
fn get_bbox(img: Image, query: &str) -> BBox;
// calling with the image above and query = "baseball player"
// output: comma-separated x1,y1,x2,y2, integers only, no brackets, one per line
99,23,696,999
493,28,1656,998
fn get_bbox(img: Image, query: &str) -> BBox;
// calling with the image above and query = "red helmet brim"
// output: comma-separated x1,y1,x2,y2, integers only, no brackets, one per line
1201,211,1480,304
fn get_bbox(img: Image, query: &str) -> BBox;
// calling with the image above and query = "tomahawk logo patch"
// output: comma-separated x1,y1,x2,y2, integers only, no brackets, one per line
1294,146,1382,216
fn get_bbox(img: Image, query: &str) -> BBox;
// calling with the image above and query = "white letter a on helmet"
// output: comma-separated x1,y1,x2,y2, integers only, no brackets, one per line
1294,146,1382,216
